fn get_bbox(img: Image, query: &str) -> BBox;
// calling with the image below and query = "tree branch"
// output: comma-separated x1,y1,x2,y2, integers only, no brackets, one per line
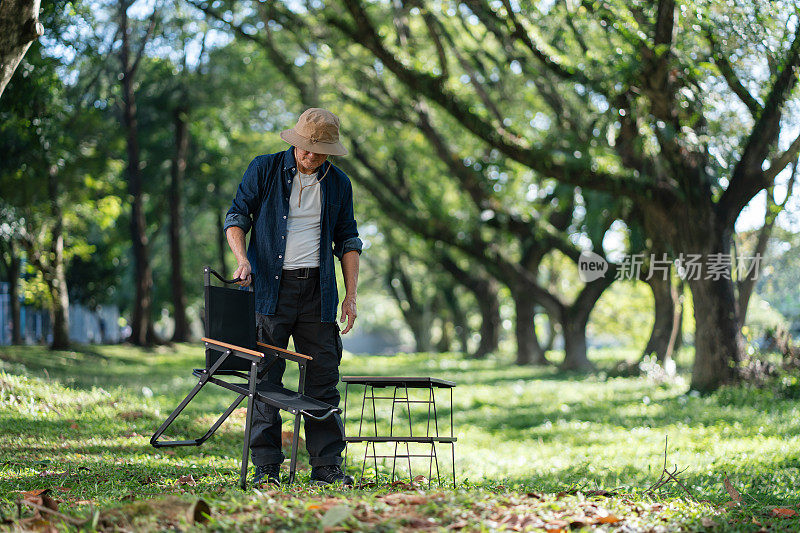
705,29,761,117
721,21,800,226
329,0,650,199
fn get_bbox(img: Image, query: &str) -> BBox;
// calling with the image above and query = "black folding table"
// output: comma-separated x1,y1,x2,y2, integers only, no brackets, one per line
341,376,456,486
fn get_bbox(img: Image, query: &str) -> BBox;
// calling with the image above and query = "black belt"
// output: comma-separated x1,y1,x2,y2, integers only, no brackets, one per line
282,267,319,279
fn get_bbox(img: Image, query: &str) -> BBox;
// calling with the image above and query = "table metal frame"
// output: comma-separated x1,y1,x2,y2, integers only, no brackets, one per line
341,376,456,486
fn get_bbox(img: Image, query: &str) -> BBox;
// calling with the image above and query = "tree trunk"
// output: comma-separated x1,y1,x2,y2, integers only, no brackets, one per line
0,0,43,98
642,272,681,364
408,313,433,352
561,314,593,371
435,317,452,352
472,278,500,358
513,292,547,365
48,262,70,349
688,274,744,391
442,284,469,353
120,3,154,346
47,164,69,349
170,105,190,342
559,276,611,371
2,239,23,344
540,313,556,352
437,254,500,358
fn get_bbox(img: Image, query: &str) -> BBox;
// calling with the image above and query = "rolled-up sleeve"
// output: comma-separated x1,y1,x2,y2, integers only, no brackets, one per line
333,179,362,260
223,156,262,235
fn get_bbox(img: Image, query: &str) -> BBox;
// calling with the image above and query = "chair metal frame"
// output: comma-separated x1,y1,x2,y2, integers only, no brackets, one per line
150,266,340,489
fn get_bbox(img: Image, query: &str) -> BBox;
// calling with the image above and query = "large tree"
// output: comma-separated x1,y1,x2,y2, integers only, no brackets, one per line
314,0,800,390
0,0,43,98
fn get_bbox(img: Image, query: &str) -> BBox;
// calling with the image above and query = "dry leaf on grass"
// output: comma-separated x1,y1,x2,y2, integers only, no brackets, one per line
22,489,60,512
177,474,196,487
771,507,798,517
585,489,615,497
597,514,621,524
569,517,597,528
701,517,717,527
723,475,742,503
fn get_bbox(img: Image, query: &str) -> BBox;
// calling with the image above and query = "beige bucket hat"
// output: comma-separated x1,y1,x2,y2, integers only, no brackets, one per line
279,108,348,156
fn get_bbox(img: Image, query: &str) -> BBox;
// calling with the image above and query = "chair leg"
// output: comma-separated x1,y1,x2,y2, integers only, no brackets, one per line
151,379,208,447
240,361,258,490
288,413,302,485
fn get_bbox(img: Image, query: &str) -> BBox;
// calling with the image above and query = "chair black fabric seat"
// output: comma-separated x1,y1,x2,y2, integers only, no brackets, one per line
254,383,342,417
151,266,339,488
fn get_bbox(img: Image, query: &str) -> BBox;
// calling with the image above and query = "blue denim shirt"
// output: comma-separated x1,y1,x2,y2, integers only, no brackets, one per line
223,147,362,322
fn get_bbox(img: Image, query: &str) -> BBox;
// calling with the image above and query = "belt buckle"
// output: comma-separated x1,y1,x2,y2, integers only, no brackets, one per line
297,267,310,279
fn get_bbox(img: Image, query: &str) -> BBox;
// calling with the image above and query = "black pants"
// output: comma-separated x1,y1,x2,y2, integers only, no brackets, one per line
249,270,345,467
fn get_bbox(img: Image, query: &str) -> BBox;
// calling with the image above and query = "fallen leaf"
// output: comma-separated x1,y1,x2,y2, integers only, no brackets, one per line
22,489,50,498
22,488,60,512
70,423,79,430
308,504,322,510
177,475,196,487
724,501,739,508
585,489,615,497
597,514,621,524
570,517,597,528
446,520,468,530
723,475,742,503
320,505,351,529
771,507,798,517
701,517,717,527
544,521,567,533
413,475,428,484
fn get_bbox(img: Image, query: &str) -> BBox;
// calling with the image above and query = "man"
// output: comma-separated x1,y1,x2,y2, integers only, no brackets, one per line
223,108,361,486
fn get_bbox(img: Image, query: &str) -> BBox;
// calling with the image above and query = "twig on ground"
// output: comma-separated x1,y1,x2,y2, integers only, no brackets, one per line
20,500,91,526
645,436,696,501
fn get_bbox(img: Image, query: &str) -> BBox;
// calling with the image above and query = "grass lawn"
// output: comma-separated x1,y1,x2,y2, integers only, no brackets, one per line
1,343,799,531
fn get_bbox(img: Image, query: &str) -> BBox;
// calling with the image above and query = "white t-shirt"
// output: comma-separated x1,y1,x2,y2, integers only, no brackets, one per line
283,169,321,268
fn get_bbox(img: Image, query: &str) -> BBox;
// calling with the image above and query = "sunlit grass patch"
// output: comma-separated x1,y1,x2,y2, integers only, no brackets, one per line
2,343,799,530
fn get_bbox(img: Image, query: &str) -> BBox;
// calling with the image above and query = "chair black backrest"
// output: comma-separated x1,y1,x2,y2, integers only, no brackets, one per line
204,271,257,371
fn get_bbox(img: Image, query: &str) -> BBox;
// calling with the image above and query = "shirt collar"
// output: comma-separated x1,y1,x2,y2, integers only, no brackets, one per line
283,146,296,171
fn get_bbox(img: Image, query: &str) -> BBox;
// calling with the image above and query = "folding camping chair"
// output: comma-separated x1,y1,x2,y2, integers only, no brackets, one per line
150,266,341,488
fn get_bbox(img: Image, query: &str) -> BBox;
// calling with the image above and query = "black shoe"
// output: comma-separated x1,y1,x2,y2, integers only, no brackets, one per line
253,463,281,486
310,465,354,486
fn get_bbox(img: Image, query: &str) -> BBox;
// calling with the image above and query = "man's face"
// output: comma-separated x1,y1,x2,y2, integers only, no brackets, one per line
295,147,328,173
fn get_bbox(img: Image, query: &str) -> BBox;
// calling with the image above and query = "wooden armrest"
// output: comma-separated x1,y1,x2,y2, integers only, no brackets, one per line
257,341,313,360
202,337,264,358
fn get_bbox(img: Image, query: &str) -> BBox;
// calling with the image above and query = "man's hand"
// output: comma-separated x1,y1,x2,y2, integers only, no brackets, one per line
233,260,252,287
339,295,357,334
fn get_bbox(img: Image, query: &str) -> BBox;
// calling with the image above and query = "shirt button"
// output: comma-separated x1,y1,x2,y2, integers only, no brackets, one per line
283,215,287,219
282,235,285,239
275,275,279,279
278,255,282,259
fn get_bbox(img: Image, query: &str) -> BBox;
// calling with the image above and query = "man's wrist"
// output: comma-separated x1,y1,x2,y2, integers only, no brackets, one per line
344,293,357,301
